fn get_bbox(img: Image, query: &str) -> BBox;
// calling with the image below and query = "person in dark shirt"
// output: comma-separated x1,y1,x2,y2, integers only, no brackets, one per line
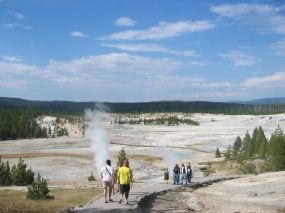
173,164,180,184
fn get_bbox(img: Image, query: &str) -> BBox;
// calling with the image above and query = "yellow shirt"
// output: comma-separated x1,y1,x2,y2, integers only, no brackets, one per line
118,166,131,184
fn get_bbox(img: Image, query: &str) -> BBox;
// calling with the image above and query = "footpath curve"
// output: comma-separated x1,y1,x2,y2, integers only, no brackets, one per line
65,175,250,213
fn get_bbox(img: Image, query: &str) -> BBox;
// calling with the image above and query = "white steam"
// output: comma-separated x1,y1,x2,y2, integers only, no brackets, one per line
158,147,180,172
84,105,111,176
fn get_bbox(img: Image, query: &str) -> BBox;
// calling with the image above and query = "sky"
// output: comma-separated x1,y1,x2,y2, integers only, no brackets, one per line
1,0,285,102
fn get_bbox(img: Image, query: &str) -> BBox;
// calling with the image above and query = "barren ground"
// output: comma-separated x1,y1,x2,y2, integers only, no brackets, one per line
1,113,285,212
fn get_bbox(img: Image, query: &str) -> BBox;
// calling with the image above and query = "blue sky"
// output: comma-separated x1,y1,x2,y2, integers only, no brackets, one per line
1,0,285,102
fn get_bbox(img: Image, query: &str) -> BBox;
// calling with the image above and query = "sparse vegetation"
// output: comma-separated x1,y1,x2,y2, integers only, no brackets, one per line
113,115,199,126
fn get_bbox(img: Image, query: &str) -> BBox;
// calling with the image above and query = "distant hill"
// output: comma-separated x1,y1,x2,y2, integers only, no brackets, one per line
230,97,285,105
1,97,285,114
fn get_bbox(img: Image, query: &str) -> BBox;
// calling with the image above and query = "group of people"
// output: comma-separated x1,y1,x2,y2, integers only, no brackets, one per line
164,163,192,185
100,159,133,204
100,159,192,204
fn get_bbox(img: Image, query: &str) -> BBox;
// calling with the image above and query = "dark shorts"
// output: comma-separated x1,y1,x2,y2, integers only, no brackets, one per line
120,184,130,198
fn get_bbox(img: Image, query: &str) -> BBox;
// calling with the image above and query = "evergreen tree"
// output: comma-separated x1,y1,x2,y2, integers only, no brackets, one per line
27,173,54,200
258,138,268,159
117,148,127,166
224,145,232,160
215,147,221,158
10,158,34,186
232,136,242,158
255,126,266,155
266,126,285,171
242,132,252,159
0,158,11,186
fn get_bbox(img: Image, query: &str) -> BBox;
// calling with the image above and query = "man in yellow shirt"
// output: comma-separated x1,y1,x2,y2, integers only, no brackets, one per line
117,159,133,204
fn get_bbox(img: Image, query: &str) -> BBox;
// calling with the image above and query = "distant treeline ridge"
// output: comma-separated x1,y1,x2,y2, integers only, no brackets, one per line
1,97,285,114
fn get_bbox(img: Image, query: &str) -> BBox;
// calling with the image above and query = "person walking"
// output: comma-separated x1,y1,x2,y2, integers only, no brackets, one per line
187,165,192,183
114,162,122,193
173,164,180,185
179,163,188,184
100,159,114,203
117,159,133,205
164,168,169,184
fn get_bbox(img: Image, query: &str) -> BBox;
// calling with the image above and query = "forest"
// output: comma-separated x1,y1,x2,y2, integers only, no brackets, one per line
1,96,285,141
1,97,285,114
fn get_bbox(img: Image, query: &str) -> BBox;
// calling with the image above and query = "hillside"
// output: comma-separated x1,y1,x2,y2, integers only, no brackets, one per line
1,97,285,114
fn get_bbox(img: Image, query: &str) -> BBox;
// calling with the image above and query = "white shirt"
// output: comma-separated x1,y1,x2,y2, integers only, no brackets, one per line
100,165,113,182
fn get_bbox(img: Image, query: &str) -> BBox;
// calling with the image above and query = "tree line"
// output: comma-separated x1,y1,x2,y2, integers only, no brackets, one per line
113,116,199,126
0,109,48,140
1,97,285,114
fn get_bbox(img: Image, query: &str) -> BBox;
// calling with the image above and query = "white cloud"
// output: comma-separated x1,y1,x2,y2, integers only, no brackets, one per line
190,82,232,88
101,43,200,56
240,72,285,88
210,3,285,34
70,31,87,38
46,53,185,78
10,11,25,19
101,21,214,40
174,90,244,101
218,51,259,66
0,61,39,75
0,53,205,88
2,56,22,62
2,23,32,30
114,17,137,27
269,38,285,56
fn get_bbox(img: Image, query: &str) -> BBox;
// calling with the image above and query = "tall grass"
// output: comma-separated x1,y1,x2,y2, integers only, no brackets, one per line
0,188,101,213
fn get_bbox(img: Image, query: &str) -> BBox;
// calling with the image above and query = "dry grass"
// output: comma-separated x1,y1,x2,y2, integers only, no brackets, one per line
0,187,101,213
128,154,163,162
1,153,93,160
199,160,239,176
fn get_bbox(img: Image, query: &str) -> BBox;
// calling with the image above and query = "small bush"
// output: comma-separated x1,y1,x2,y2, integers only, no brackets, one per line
88,172,95,181
238,161,258,175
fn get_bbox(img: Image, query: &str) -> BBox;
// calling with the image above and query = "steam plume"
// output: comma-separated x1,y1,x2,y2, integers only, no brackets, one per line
84,104,111,176
158,147,180,172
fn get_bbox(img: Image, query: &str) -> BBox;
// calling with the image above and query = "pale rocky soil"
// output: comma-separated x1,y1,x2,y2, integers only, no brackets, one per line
1,113,285,212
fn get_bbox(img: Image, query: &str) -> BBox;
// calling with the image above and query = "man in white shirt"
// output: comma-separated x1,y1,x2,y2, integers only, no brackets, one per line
100,159,114,203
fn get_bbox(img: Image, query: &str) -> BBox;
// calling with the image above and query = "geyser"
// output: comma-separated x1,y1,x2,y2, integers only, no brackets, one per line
84,105,111,176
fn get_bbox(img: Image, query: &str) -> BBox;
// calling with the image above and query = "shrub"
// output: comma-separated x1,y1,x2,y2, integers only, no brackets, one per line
88,172,95,181
238,161,258,175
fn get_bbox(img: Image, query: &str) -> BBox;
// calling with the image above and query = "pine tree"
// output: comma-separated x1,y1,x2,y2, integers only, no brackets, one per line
117,148,127,166
10,158,34,186
242,131,252,159
27,173,54,200
215,147,221,158
255,126,266,154
258,138,268,159
0,158,11,186
232,136,242,158
224,145,232,160
266,126,285,171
